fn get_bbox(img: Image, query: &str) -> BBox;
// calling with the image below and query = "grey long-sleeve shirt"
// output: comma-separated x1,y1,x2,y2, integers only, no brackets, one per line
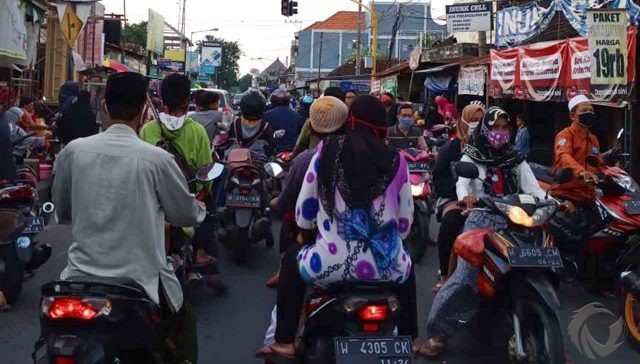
53,123,205,312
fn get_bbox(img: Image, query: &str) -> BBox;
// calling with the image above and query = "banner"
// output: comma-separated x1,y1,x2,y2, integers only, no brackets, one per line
201,41,222,67
186,51,199,73
588,10,627,85
490,27,637,102
164,49,185,62
458,66,486,96
0,0,29,60
146,9,164,55
495,1,557,47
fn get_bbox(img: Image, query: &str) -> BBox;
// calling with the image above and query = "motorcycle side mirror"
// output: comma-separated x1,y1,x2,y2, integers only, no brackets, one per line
455,161,480,180
586,155,600,167
554,168,573,184
196,163,225,182
264,162,284,178
273,129,286,139
617,128,624,140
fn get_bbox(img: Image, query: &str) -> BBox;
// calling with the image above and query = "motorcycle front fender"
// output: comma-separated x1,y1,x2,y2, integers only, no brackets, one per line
235,209,253,228
511,272,562,323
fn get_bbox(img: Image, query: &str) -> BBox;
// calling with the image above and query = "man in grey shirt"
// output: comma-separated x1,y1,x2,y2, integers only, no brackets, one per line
53,72,205,362
190,91,223,140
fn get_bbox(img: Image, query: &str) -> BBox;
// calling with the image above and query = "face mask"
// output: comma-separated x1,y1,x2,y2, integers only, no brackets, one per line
467,122,479,136
578,111,596,128
398,117,413,129
488,130,510,149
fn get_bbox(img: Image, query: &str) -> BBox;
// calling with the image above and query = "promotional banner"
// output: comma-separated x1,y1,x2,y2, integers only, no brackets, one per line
490,27,636,102
146,9,164,55
446,2,492,33
186,51,199,73
458,66,487,96
77,2,104,67
201,41,222,67
587,10,627,86
164,49,185,62
495,1,557,47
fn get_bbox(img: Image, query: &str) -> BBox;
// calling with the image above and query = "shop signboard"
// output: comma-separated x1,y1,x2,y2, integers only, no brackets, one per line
458,66,486,96
446,2,492,33
489,27,637,102
382,76,398,97
157,58,173,68
370,78,381,94
339,80,370,92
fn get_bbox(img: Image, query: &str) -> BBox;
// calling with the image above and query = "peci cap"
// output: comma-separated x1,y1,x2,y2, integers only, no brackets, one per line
309,96,348,134
568,94,590,112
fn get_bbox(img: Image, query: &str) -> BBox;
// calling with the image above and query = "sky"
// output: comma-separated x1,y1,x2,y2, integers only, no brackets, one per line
100,0,452,75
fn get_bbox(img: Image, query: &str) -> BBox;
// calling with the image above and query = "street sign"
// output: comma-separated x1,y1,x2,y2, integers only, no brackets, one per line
446,2,492,33
60,5,84,47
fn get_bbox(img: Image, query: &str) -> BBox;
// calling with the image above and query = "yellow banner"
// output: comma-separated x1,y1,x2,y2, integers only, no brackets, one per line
164,49,186,62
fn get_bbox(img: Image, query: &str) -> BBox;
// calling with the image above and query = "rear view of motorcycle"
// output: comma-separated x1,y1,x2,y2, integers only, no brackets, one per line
453,162,573,364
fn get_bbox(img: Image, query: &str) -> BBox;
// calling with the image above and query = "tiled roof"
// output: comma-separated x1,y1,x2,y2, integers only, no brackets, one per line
303,11,365,31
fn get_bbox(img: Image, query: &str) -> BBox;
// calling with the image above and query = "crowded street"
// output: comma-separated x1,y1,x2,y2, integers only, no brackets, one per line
2,0,640,363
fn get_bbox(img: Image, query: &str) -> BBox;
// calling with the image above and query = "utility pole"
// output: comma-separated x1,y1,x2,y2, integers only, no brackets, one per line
355,1,362,75
388,4,402,67
317,32,323,93
477,0,487,55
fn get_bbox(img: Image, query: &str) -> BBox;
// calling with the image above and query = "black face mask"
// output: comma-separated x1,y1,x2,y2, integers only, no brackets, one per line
578,111,597,128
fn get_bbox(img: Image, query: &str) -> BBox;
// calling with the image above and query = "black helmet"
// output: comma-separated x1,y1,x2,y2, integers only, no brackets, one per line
270,89,291,106
240,91,267,120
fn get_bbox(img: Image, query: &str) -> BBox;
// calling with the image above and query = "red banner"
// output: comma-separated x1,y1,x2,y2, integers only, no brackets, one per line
489,26,637,102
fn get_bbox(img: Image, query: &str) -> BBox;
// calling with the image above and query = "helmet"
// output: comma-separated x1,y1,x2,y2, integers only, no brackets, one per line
240,91,267,120
302,95,314,104
270,89,291,106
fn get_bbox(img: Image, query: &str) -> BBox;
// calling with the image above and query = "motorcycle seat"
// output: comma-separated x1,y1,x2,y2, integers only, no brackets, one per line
48,276,149,300
324,281,401,293
529,162,555,184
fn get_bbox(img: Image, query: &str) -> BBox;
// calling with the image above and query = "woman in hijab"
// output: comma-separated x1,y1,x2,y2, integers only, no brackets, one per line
431,103,485,293
57,90,98,144
414,107,559,357
257,95,417,360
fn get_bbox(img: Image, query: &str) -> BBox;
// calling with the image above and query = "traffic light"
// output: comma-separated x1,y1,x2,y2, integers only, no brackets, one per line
288,1,298,16
281,0,289,16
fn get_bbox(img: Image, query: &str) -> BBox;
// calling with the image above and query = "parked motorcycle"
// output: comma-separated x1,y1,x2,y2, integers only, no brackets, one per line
284,282,413,364
399,147,433,264
453,161,572,364
31,163,222,364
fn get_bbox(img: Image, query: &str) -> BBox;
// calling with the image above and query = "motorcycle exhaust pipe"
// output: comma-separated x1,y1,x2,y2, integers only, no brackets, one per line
621,271,640,296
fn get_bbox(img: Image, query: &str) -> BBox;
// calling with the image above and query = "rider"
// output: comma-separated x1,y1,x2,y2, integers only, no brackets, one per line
263,90,303,153
190,91,223,141
387,103,429,151
227,91,274,159
431,103,485,293
257,95,417,360
414,107,556,358
139,73,227,291
550,95,604,243
293,88,345,156
53,72,205,363
19,97,53,133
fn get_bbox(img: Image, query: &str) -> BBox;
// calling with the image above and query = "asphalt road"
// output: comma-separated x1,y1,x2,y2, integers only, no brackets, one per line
1,222,639,364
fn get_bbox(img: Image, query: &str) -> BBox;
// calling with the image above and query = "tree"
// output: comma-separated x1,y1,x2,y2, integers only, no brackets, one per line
122,21,147,49
237,74,253,91
197,36,243,89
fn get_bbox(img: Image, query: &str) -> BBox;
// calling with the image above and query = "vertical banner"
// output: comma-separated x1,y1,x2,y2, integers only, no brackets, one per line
518,42,566,101
489,48,518,98
201,41,222,68
458,66,487,96
587,9,628,98
146,9,164,55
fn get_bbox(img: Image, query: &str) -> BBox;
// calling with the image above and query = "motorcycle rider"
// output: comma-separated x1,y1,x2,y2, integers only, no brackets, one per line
227,91,274,159
345,90,357,108
414,107,557,357
257,95,417,360
52,72,205,363
263,90,303,153
387,103,429,151
431,103,485,293
292,87,346,156
550,94,604,243
139,73,228,291
190,91,223,141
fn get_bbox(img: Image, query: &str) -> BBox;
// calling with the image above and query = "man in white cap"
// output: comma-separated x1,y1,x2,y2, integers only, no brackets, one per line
552,94,604,203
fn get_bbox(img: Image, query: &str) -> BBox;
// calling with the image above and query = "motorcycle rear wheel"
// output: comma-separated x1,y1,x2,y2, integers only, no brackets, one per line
404,208,429,264
509,300,565,364
623,291,640,350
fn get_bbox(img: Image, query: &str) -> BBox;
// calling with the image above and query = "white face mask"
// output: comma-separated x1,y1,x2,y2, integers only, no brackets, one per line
468,122,479,136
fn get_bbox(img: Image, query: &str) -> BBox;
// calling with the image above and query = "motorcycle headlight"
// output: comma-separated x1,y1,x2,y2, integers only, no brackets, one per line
230,176,241,186
494,202,557,227
411,182,425,197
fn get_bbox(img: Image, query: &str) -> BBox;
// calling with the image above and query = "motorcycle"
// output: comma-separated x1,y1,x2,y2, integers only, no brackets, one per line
399,147,434,264
453,161,573,364
32,163,222,364
0,134,54,310
221,147,282,264
282,282,413,364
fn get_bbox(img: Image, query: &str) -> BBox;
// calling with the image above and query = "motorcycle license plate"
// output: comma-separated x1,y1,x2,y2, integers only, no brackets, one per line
624,200,640,215
408,162,428,173
507,247,563,268
22,217,44,234
226,194,260,208
334,336,413,364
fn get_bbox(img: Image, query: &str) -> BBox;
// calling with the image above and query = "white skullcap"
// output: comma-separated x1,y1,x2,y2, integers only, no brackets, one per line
568,94,590,112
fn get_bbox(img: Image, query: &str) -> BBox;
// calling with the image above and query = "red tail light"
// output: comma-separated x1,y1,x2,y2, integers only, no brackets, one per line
363,323,379,332
48,298,98,320
222,107,230,116
359,305,388,321
241,189,250,195
55,357,75,364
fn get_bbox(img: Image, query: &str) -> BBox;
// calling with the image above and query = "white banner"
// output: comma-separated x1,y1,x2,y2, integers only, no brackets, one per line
588,9,628,85
458,66,486,96
570,50,591,80
520,53,563,81
0,0,28,60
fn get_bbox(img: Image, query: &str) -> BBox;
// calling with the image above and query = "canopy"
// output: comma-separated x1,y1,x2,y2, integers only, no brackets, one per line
103,59,131,73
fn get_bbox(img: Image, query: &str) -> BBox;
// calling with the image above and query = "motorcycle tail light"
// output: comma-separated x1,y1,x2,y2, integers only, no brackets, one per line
342,297,367,314
240,189,250,195
42,297,111,320
363,323,379,332
55,357,74,364
359,305,388,321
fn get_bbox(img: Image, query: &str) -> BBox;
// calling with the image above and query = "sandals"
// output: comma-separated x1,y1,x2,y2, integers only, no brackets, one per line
255,345,296,362
412,337,447,357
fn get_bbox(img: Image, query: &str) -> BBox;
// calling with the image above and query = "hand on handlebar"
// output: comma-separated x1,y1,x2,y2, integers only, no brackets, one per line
461,196,478,210
579,171,599,185
560,201,575,214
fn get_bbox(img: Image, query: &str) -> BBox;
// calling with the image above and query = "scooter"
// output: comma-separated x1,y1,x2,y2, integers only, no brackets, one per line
453,162,572,364
31,163,222,364
399,147,433,264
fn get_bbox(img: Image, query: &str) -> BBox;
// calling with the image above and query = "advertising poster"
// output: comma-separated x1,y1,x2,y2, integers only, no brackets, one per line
587,10,628,86
146,9,164,55
201,41,222,67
